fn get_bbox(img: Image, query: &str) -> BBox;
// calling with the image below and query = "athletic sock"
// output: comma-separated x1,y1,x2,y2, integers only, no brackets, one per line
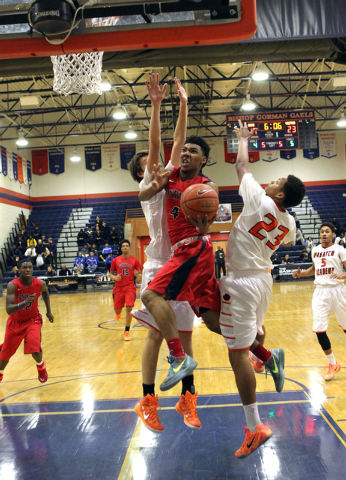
125,326,130,332
36,360,44,367
243,402,261,432
326,352,337,365
167,338,185,358
252,344,272,363
181,375,195,395
143,383,155,397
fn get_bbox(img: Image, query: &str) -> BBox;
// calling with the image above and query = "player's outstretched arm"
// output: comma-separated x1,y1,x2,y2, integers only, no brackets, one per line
138,164,171,201
292,264,315,279
6,282,36,315
170,77,188,167
41,280,54,322
146,73,167,175
234,120,255,183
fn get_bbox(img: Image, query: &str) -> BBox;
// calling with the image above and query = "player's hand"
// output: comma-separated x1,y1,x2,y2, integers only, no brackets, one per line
234,120,256,140
115,274,122,281
134,270,139,276
46,312,54,323
330,272,346,280
151,164,171,190
25,293,36,304
292,267,301,279
174,77,187,105
186,214,216,234
146,73,167,105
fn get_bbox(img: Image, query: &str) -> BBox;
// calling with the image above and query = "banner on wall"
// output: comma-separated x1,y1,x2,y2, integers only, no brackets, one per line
85,146,101,171
32,149,48,175
303,135,320,160
280,150,296,160
163,142,173,166
320,133,336,158
7,150,13,179
49,148,65,175
102,145,119,171
224,139,236,163
225,151,260,164
249,151,260,163
12,152,18,181
17,155,23,183
22,158,28,184
27,159,32,183
261,150,279,162
1,146,6,176
120,144,136,170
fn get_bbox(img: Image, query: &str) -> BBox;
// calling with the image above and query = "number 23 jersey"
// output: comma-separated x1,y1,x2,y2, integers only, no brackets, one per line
226,173,296,272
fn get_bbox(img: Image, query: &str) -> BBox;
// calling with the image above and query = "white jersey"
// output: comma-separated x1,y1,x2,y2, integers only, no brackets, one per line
139,161,174,263
226,173,296,272
312,243,346,286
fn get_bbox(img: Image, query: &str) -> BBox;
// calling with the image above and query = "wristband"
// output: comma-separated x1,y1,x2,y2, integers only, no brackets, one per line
18,301,25,309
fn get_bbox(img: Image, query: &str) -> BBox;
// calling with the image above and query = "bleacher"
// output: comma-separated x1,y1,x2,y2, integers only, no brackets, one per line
308,190,346,227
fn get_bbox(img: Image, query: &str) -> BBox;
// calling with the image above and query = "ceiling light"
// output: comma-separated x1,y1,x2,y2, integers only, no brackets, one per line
70,147,81,162
101,81,112,92
125,124,137,139
16,129,28,146
251,62,269,81
337,113,346,127
113,103,127,120
241,94,256,111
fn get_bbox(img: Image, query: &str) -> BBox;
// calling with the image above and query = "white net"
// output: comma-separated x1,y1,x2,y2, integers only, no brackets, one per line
51,52,104,95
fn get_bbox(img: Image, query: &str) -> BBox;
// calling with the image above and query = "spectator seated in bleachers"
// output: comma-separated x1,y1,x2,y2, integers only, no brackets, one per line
33,225,42,241
41,234,49,247
298,248,310,262
86,251,98,273
94,225,102,247
294,227,305,246
104,253,114,272
16,235,26,256
89,243,98,256
332,217,341,236
80,243,90,256
10,245,22,265
46,265,56,277
339,240,346,248
305,236,315,254
282,254,294,264
75,264,87,289
85,226,94,243
95,215,102,229
25,243,37,263
26,235,37,248
35,239,47,270
108,226,117,244
12,255,21,269
292,212,300,229
335,232,345,245
270,252,281,265
99,243,113,262
46,237,57,269
77,229,85,247
59,265,71,276
74,252,86,272
12,266,19,278
101,221,109,241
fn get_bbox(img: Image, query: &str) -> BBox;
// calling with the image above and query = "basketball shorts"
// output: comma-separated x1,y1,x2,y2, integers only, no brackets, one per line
145,239,220,313
0,314,43,361
219,271,273,351
131,260,196,333
312,284,346,332
113,284,136,310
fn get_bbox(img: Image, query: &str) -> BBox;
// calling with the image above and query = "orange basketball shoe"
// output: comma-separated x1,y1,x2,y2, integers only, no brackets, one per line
325,362,341,381
175,391,202,429
116,313,121,321
123,331,131,341
248,351,265,373
37,361,48,383
135,394,164,432
235,422,272,459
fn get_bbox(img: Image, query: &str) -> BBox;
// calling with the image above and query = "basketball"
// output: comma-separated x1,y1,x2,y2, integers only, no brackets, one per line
180,184,219,221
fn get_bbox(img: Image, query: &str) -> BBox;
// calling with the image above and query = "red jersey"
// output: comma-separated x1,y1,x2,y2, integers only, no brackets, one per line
9,277,42,323
110,255,141,288
165,166,212,246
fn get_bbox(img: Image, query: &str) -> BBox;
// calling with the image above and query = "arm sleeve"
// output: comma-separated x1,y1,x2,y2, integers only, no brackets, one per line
239,173,265,215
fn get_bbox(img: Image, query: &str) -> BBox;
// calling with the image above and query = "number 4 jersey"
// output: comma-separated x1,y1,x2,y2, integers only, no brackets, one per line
226,173,296,272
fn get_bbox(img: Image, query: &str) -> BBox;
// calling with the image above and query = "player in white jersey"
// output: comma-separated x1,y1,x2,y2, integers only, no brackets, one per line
220,121,306,459
293,222,346,381
128,75,200,432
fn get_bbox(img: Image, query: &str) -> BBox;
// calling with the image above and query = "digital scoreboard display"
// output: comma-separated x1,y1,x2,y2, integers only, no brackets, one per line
226,109,317,153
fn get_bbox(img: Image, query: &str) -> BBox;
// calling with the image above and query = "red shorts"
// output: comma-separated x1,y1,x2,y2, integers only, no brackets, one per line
113,284,136,310
146,239,220,313
0,313,43,361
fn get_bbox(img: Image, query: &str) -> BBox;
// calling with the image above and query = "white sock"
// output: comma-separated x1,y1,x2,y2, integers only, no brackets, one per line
243,403,260,432
251,352,260,362
36,360,44,366
326,353,336,365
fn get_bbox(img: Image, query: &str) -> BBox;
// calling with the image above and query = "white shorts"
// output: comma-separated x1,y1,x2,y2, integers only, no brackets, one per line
312,284,346,332
131,260,196,333
219,271,273,350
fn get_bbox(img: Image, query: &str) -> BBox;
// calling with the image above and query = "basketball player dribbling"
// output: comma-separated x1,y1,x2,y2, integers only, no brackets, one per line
219,120,306,458
0,259,54,382
129,74,201,431
293,222,346,380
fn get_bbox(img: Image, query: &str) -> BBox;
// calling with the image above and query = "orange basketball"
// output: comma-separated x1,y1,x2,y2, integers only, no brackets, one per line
180,183,219,221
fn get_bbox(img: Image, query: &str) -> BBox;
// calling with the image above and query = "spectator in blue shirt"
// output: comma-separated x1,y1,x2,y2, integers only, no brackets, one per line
74,252,86,272
104,253,114,272
99,243,113,262
86,251,98,273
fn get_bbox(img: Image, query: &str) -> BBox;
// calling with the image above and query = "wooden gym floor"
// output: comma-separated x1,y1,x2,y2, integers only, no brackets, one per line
0,280,345,480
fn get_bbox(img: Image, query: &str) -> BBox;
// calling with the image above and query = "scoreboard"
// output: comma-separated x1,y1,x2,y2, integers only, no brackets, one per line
226,109,317,153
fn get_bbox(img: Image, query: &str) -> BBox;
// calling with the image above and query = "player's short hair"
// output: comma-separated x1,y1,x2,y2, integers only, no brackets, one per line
320,222,335,233
128,150,149,183
121,239,130,247
18,259,33,269
281,175,306,209
185,135,210,159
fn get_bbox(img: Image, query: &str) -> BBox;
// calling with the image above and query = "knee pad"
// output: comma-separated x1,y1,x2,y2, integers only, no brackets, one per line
316,331,331,351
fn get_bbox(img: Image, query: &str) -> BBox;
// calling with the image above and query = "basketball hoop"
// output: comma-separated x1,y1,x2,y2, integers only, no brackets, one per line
51,52,104,95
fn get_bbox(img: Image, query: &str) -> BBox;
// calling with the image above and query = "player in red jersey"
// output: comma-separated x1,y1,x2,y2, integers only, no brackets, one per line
0,259,54,383
109,239,141,341
140,135,221,391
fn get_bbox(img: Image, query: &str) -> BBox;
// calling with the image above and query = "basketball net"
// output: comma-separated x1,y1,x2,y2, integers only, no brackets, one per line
51,52,104,95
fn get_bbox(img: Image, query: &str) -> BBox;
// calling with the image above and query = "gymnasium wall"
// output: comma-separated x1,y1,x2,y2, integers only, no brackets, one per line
0,139,31,250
